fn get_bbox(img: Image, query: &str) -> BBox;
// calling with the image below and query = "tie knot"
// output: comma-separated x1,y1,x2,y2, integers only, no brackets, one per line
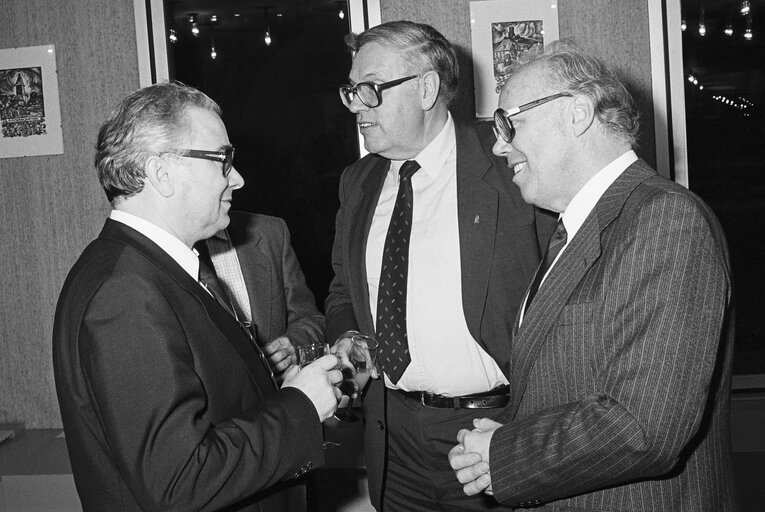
399,160,420,181
550,218,567,246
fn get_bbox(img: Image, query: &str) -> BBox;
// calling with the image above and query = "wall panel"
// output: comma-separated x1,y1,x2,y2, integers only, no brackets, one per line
0,0,141,428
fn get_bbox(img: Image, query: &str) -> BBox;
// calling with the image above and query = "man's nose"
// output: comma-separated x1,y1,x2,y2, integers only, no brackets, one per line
492,136,513,157
228,166,245,190
347,95,369,114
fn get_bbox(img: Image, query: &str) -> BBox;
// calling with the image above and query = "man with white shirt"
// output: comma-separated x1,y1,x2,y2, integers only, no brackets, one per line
448,42,737,511
325,21,552,511
52,81,342,512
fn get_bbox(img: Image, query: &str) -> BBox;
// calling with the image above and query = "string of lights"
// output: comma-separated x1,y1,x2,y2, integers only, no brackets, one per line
167,2,349,60
687,74,755,117
681,0,755,39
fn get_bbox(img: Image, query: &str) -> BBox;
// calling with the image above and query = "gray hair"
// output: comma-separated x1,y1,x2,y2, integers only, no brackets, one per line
346,21,459,107
529,41,640,146
95,81,221,202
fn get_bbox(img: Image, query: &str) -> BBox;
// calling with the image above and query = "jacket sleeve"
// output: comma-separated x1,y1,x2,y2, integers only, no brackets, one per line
275,217,326,348
324,165,361,343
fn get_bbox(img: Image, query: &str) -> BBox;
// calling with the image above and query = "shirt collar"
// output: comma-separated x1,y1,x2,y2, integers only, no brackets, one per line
109,209,200,280
390,112,455,180
561,150,638,241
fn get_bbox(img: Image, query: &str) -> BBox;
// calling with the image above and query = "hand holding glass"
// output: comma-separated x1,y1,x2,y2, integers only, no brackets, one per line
296,343,330,367
292,342,343,448
333,334,378,422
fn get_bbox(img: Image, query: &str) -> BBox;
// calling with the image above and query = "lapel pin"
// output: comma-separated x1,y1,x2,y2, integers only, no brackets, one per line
474,215,480,224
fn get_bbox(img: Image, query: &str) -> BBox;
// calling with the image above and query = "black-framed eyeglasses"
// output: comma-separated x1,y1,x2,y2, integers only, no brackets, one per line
339,75,418,109
493,92,573,143
177,146,235,177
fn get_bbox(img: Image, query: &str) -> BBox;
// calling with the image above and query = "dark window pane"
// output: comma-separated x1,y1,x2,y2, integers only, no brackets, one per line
681,0,765,375
165,1,358,305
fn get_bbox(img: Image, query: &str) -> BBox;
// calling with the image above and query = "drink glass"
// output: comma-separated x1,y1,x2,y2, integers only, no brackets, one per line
334,334,378,422
294,342,342,448
296,343,330,367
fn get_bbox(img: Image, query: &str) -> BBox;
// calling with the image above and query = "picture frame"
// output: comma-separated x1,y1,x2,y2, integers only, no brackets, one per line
0,44,63,157
470,0,559,118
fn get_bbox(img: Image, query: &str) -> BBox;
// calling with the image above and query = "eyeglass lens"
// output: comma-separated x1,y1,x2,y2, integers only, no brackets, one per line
341,83,380,108
493,111,515,143
222,147,235,176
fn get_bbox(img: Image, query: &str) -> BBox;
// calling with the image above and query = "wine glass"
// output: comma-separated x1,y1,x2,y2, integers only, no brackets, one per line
333,334,378,422
295,342,330,367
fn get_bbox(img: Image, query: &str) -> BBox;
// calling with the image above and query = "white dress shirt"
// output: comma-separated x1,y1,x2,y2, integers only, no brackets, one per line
366,114,508,395
109,210,199,280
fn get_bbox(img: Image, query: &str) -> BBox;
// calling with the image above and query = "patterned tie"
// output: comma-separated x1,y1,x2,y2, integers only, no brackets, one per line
524,218,567,314
376,160,420,384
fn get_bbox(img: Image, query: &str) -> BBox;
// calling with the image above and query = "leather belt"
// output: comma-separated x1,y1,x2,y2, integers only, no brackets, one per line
395,385,510,409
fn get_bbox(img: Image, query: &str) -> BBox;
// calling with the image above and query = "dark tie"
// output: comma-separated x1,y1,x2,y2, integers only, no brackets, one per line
524,218,567,314
376,160,420,384
194,240,277,389
194,240,236,317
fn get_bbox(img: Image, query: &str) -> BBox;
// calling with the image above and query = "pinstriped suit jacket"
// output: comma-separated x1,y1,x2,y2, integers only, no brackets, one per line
489,161,738,511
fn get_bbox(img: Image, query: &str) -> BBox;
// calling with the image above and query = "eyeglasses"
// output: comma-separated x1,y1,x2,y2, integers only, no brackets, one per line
339,75,418,108
177,146,235,177
493,92,573,143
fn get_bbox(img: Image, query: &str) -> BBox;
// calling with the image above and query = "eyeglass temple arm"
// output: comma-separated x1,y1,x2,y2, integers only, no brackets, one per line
505,93,573,117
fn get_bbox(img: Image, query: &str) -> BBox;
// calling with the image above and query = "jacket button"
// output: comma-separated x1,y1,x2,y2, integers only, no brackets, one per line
377,420,384,431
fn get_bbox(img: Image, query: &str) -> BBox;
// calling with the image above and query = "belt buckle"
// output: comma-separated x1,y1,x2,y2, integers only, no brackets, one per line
466,398,488,409
419,391,428,407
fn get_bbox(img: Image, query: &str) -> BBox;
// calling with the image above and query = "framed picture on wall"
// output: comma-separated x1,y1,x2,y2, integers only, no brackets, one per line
0,44,63,158
470,0,559,118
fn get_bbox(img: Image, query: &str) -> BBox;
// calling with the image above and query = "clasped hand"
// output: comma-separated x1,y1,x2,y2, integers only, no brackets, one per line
448,418,502,496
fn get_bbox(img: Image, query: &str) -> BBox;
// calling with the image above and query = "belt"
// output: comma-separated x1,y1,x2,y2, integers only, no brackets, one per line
395,385,510,409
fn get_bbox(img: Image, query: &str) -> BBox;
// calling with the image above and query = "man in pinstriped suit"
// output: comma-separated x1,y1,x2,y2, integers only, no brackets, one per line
448,42,738,510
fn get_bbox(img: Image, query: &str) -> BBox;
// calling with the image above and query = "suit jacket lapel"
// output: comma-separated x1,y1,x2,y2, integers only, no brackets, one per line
227,216,270,340
101,219,275,394
455,122,500,340
349,156,389,333
507,161,656,416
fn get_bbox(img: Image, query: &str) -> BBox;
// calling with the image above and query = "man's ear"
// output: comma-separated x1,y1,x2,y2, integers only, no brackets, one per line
570,95,595,137
144,154,175,198
421,70,441,111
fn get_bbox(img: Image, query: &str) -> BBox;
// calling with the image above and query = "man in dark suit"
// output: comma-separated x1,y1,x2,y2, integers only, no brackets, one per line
325,21,551,511
201,210,325,379
449,42,737,511
53,81,342,512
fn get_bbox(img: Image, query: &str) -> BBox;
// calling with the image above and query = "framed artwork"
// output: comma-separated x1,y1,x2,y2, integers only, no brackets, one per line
470,0,559,118
0,44,63,157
